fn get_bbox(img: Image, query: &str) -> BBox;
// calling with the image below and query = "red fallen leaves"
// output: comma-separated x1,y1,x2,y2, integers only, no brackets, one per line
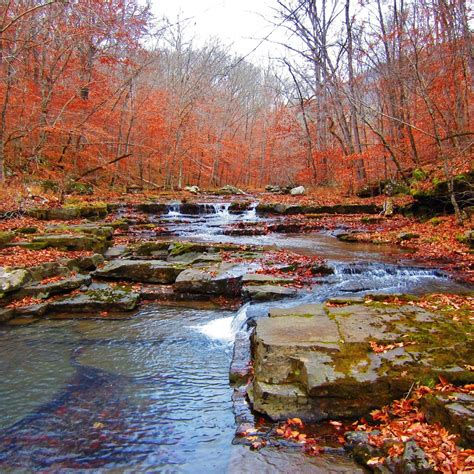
0,248,93,268
410,293,474,321
221,248,326,287
369,340,417,353
40,275,68,285
7,296,42,308
256,250,326,283
364,215,474,283
259,191,411,208
356,380,474,473
366,293,474,323
274,418,325,456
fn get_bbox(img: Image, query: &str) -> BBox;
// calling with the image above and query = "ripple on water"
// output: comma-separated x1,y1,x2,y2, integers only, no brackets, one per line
0,324,77,431
0,306,237,472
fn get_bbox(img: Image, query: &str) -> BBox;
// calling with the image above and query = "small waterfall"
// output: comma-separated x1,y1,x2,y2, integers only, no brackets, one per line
333,262,446,278
330,262,449,294
200,203,216,214
211,203,230,217
166,202,181,217
230,303,250,335
114,204,127,218
244,202,258,220
195,304,249,343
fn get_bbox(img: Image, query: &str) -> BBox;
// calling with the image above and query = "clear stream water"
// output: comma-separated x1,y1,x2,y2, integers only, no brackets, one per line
0,205,471,472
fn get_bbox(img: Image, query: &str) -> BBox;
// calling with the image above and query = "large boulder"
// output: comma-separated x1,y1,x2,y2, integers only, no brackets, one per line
408,170,474,216
18,273,91,299
28,204,108,220
249,300,473,422
48,286,139,313
0,268,30,295
174,263,243,296
290,186,305,196
184,185,200,194
32,233,109,252
94,259,185,283
0,231,14,247
265,185,283,193
217,185,246,195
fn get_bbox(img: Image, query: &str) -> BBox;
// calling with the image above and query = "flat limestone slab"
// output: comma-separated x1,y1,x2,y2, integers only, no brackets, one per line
19,274,91,298
94,259,184,284
243,285,297,301
250,300,474,422
174,263,243,296
269,303,327,318
242,273,294,285
254,312,340,347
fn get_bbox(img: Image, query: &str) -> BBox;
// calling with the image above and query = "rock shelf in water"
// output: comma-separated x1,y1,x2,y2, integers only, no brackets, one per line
249,298,473,422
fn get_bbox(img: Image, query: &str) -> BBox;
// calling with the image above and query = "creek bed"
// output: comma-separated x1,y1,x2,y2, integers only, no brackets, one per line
0,204,471,472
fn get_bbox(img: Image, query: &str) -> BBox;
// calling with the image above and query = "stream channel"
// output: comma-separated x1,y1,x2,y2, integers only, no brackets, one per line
0,203,471,472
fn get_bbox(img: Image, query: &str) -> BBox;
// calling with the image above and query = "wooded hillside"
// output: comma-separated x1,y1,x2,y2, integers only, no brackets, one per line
0,0,472,196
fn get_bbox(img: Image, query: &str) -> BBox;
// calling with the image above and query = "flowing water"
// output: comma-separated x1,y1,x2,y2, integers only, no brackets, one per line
0,204,471,472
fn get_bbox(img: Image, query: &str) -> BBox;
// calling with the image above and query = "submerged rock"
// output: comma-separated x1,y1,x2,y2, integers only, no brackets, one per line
94,260,185,284
249,300,473,422
0,307,14,323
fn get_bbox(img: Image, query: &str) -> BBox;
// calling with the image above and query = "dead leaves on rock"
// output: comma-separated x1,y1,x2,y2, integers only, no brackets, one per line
357,380,474,473
369,340,417,353
0,247,93,268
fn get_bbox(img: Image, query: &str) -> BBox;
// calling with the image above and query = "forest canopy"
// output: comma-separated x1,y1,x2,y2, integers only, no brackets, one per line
0,0,472,195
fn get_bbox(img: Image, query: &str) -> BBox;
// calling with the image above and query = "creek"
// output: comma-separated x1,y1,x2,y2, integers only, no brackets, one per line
0,204,470,472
